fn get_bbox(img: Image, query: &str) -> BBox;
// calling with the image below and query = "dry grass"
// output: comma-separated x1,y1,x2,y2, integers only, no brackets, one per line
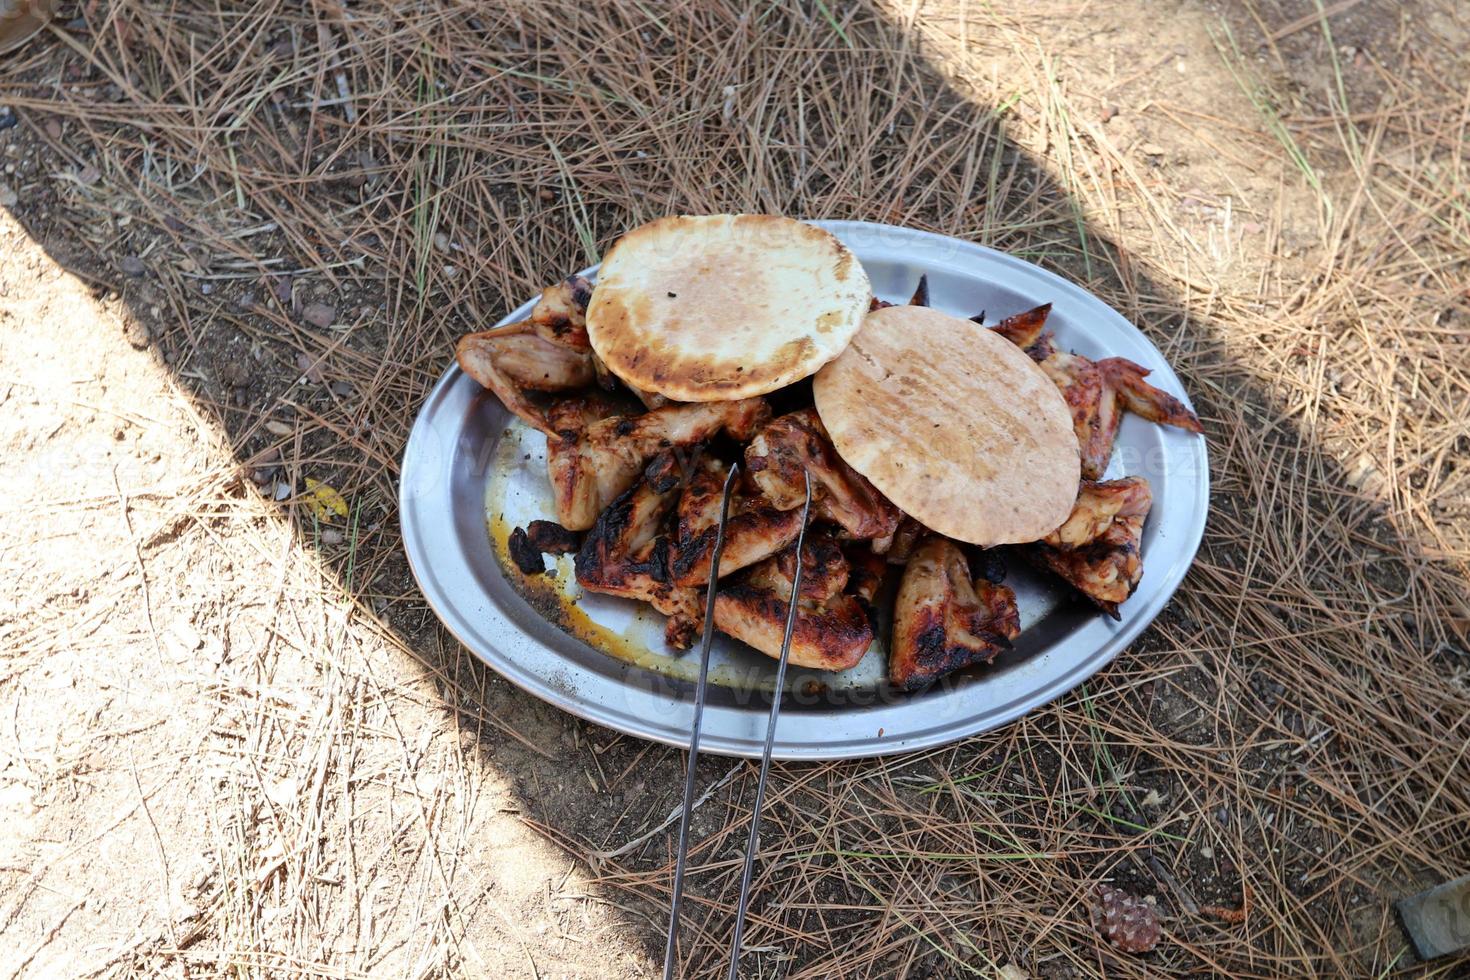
0,0,1467,976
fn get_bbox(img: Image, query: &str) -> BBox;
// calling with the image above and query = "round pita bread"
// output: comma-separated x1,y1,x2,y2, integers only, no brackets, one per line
813,305,1080,546
586,215,870,402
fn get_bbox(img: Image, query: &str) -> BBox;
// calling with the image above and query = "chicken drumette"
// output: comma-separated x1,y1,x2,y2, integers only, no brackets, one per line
572,452,702,648
712,531,876,671
547,397,770,531
1024,476,1153,619
744,408,899,541
889,536,1021,690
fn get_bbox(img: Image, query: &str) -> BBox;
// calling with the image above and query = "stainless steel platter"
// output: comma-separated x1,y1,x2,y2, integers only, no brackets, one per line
399,220,1209,759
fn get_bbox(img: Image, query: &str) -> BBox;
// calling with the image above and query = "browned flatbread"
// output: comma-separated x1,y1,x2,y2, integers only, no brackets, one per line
813,305,1080,546
585,215,870,402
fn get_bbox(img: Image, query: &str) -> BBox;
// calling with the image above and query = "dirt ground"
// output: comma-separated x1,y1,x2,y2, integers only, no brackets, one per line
1,1,1467,977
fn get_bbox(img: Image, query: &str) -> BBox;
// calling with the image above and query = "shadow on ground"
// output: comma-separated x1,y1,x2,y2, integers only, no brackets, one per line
1,0,1466,976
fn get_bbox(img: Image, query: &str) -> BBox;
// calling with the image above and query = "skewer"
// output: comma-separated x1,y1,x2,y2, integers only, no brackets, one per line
664,461,743,980
727,469,811,980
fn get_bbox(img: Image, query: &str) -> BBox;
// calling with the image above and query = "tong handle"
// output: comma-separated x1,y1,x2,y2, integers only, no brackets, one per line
726,469,811,979
664,461,742,980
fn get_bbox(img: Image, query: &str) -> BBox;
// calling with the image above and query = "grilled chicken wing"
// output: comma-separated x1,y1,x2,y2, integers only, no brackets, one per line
1037,351,1202,479
890,536,1021,690
1042,476,1152,549
529,274,594,349
1025,477,1153,619
744,408,900,540
573,453,701,648
668,457,805,586
712,533,875,671
548,398,771,531
987,307,1203,479
1103,357,1203,433
456,320,596,434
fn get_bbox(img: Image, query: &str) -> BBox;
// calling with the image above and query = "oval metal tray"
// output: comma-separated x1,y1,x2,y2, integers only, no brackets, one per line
399,220,1209,759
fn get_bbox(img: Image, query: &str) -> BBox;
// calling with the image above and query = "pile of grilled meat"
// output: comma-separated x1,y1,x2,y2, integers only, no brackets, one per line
459,275,1202,691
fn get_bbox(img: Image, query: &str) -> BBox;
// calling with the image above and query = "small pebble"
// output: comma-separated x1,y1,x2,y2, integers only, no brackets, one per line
294,352,323,383
0,182,16,207
272,481,292,501
219,361,251,387
320,528,344,545
263,419,293,437
120,255,146,277
302,302,335,328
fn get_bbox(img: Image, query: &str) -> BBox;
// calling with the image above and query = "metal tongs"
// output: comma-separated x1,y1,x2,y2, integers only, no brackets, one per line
664,464,812,980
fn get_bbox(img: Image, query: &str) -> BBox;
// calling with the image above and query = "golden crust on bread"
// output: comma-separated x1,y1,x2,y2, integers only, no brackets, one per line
812,305,1080,546
586,215,870,402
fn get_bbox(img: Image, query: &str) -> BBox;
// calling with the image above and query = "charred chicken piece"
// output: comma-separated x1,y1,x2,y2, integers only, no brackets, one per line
744,408,900,541
908,274,930,308
669,457,805,586
573,453,701,648
544,391,632,435
1104,357,1204,433
548,398,771,532
1024,477,1152,619
1042,476,1152,550
507,527,546,575
530,274,594,349
987,309,1202,479
1037,351,1202,480
890,536,1021,690
525,519,580,555
845,546,888,606
456,320,596,434
988,303,1052,351
713,533,875,671
872,513,926,565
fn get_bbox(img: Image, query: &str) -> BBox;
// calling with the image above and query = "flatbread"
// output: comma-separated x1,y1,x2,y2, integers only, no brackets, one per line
813,305,1080,546
585,215,870,402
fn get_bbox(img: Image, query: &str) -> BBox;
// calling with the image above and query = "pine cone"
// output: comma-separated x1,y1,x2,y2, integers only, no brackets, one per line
1089,883,1161,953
